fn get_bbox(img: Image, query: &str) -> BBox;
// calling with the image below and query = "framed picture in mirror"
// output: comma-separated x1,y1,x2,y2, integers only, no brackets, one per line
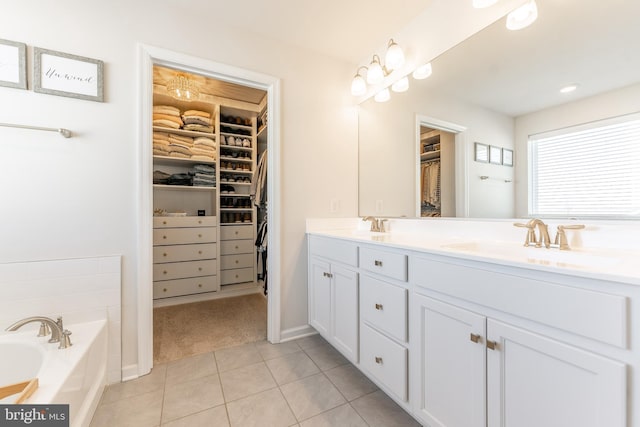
489,145,502,165
474,142,488,163
0,39,27,90
503,148,513,167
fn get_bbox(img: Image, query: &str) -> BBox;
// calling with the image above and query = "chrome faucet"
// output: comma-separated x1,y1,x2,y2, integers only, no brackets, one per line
6,316,72,349
514,218,551,248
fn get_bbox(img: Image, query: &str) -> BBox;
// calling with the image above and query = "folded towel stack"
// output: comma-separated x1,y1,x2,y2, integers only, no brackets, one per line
191,136,217,161
153,132,171,156
191,164,216,187
153,170,171,184
153,105,183,129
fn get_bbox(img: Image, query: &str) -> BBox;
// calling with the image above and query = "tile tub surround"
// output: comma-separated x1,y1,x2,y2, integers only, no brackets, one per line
0,256,122,384
90,336,419,427
306,218,640,285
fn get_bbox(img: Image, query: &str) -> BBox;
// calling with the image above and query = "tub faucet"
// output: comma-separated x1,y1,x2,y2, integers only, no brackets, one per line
5,316,72,349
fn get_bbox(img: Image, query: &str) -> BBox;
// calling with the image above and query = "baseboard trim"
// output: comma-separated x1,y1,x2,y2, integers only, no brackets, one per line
279,324,318,343
121,364,140,382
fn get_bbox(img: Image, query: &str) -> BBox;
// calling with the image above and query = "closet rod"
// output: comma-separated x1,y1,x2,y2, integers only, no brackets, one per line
421,157,440,164
0,122,72,138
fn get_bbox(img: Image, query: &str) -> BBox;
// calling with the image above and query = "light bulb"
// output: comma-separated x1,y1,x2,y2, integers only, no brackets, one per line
385,39,405,71
412,63,433,80
367,56,385,85
506,0,538,30
391,76,409,93
473,0,498,8
374,88,391,102
351,73,367,96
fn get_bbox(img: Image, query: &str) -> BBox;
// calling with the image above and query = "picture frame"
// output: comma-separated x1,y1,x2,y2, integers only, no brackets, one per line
474,142,489,163
489,145,502,165
502,148,514,167
33,47,104,102
0,39,27,90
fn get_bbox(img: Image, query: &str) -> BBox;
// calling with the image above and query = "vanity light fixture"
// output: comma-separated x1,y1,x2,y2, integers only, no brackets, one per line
506,0,538,30
166,73,200,101
412,62,433,80
374,88,391,102
391,76,409,93
473,0,498,8
350,39,405,96
560,84,578,94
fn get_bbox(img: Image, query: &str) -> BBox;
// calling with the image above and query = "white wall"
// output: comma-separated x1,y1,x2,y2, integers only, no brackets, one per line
0,0,358,375
359,88,515,218
514,83,640,217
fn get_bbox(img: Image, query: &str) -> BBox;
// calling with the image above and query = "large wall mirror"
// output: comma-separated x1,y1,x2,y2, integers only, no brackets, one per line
358,0,640,218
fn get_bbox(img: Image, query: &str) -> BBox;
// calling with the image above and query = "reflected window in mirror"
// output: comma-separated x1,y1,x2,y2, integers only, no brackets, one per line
529,113,640,218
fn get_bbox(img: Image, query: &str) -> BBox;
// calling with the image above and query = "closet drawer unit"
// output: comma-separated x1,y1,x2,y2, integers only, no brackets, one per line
361,275,408,342
360,323,408,402
153,216,216,228
153,227,217,245
153,243,217,263
221,254,254,270
309,235,358,267
221,225,253,240
221,239,254,255
221,267,254,285
360,247,407,282
153,275,218,299
153,259,216,281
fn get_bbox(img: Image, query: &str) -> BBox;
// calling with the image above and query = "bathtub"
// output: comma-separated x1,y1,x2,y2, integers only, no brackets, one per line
0,320,107,427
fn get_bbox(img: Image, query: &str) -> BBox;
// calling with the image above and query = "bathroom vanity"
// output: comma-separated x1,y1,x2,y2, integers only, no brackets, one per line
307,218,640,427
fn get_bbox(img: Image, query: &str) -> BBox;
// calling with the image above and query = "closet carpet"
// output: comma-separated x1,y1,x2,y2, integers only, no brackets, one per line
153,293,267,364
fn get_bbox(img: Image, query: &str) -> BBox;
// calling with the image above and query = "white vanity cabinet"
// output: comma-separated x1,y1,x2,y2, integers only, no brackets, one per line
411,255,627,427
308,235,359,363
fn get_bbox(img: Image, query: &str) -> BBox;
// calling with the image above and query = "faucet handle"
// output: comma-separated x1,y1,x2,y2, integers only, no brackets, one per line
554,224,585,250
379,219,388,233
59,330,73,349
37,322,51,337
513,222,537,247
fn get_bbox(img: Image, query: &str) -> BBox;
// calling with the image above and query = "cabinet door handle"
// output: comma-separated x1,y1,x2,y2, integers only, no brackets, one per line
327,273,333,278
486,340,498,351
375,356,383,364
470,333,481,344
374,260,383,267
162,235,167,239
162,220,167,225
375,303,383,310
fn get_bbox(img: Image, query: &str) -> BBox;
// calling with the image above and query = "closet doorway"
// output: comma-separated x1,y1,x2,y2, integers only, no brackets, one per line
137,45,281,377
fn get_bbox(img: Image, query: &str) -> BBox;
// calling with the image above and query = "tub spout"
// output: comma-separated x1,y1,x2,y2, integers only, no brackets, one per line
6,316,71,349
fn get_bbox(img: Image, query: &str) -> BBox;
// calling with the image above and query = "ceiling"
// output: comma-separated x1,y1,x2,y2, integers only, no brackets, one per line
170,0,433,63
415,0,640,117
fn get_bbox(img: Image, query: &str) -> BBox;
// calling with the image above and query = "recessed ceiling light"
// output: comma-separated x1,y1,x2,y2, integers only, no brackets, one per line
560,84,578,94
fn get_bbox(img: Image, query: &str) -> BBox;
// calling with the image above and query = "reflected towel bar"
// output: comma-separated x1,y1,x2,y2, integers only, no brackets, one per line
0,122,72,138
480,175,512,183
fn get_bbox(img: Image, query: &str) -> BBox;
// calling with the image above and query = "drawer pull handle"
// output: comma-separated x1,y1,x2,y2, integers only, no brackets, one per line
375,357,383,364
486,340,498,351
163,288,167,292
163,270,167,275
198,220,202,224
235,274,239,278
198,250,202,254
374,260,383,267
163,253,167,257
198,234,202,238
470,333,481,344
198,284,202,288
162,235,167,239
198,267,203,271
375,303,383,310
235,260,239,264
235,231,239,235
235,245,239,249
162,221,167,225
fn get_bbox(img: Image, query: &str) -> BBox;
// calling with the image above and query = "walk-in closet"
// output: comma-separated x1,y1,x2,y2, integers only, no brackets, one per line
150,65,269,363
419,126,455,217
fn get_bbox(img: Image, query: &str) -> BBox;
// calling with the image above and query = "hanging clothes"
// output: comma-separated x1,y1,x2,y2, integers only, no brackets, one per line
421,160,441,208
255,220,268,295
251,149,268,207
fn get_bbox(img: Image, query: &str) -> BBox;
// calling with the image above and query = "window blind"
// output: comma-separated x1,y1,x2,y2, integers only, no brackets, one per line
529,114,640,218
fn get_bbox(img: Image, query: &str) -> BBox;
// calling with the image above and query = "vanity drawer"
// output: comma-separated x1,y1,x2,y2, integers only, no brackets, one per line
360,247,407,282
153,243,217,263
361,275,407,342
153,227,217,245
360,323,408,401
309,235,358,267
221,239,254,255
221,267,254,285
221,254,254,270
153,275,217,299
153,216,216,228
221,225,253,240
153,259,216,281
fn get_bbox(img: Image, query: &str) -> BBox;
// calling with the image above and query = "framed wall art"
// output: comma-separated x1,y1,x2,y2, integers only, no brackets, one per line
503,148,514,167
489,145,502,165
474,142,488,163
33,47,104,102
0,39,27,90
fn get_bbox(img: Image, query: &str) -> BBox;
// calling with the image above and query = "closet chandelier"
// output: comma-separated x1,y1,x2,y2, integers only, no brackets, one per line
166,74,200,101
350,39,405,97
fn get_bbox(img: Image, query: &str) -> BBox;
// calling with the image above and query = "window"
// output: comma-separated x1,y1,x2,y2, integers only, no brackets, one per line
529,114,640,218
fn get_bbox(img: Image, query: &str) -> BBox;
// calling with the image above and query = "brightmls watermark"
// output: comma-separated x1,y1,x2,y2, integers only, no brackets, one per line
0,405,69,426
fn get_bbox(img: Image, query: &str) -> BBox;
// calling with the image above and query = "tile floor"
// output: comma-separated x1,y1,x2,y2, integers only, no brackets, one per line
90,334,421,427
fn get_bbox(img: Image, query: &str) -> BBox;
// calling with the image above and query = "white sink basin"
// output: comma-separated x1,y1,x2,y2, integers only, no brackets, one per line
441,241,621,269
